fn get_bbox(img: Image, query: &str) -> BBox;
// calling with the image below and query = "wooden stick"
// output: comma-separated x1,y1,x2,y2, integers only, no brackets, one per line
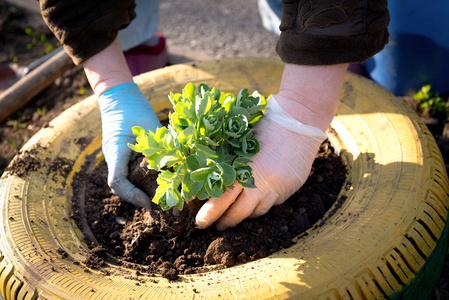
0,48,74,122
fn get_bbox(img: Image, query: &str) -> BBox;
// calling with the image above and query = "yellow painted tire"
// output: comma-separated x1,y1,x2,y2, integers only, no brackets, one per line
0,58,448,300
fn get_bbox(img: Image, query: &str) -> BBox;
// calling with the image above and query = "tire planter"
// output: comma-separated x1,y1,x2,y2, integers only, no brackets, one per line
0,57,448,300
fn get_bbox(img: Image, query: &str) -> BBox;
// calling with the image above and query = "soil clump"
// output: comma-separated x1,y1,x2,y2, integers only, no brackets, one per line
70,141,347,279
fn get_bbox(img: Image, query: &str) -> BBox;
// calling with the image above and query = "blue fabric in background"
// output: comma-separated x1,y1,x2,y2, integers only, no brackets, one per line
365,1,449,95
259,0,449,96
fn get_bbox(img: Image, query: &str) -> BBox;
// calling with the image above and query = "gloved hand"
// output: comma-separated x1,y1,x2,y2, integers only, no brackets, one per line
98,82,161,208
195,95,327,230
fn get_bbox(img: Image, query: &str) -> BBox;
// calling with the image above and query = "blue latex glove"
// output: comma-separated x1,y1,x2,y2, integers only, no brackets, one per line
98,82,161,208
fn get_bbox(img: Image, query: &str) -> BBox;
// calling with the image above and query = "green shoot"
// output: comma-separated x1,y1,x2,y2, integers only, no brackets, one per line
37,106,47,117
414,84,449,118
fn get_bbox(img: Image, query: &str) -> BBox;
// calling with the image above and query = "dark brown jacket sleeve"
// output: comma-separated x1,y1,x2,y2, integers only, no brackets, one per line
39,0,136,65
277,0,389,65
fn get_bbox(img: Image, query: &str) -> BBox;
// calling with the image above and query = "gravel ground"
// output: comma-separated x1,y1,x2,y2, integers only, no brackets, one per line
160,0,279,61
5,0,280,62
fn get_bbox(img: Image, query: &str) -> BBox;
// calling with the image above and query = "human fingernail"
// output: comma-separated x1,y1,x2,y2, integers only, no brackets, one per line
216,221,230,232
216,225,227,231
195,215,208,229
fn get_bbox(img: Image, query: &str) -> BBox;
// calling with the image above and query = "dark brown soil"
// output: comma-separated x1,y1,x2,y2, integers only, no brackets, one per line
1,1,449,298
69,141,347,280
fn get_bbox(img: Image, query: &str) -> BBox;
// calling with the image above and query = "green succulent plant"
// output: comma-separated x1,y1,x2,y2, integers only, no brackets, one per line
129,83,267,210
